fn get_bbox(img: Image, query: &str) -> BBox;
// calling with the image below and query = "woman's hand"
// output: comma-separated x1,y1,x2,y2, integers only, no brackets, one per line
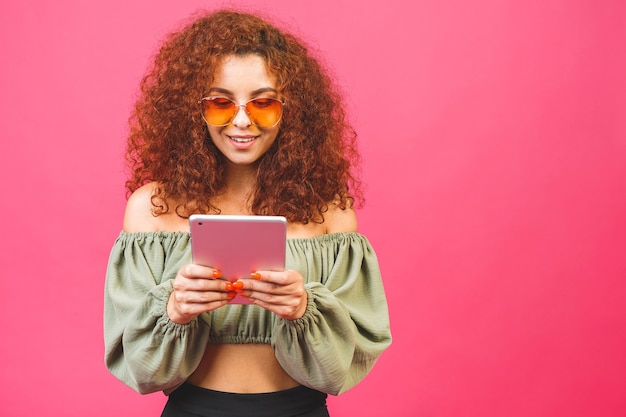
239,270,308,320
167,264,233,324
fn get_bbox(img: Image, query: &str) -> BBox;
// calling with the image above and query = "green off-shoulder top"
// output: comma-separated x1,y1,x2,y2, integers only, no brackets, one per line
104,232,391,396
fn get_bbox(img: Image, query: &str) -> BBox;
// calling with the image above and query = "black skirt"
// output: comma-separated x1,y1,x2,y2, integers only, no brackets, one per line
161,383,330,417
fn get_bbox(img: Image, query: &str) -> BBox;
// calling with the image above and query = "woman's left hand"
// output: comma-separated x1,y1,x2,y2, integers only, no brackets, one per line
238,270,307,320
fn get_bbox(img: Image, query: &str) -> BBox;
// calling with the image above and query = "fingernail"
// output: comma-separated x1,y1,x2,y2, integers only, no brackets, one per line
213,270,223,279
250,272,261,280
227,291,236,299
233,281,244,289
225,282,233,291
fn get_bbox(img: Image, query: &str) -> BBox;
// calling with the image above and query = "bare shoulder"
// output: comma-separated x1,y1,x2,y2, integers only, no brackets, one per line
122,182,159,233
122,182,188,233
324,203,358,234
285,202,358,238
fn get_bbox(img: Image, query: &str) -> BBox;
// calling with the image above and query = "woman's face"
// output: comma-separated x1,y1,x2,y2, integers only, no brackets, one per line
204,54,281,168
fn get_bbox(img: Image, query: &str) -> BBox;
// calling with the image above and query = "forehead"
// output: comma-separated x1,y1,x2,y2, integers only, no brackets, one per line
211,54,277,91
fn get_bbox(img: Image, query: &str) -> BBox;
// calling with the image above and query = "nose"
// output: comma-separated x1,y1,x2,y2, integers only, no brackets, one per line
231,104,252,128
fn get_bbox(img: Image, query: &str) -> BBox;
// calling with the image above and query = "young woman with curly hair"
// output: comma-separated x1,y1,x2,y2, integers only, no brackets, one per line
104,9,391,417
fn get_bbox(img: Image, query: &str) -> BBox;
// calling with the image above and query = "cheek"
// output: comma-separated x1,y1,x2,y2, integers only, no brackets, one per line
207,126,222,142
265,126,280,143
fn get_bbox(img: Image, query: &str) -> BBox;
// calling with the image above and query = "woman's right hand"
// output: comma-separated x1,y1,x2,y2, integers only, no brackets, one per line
166,264,233,324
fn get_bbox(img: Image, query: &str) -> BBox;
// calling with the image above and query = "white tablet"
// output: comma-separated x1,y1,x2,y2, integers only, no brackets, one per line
189,214,287,304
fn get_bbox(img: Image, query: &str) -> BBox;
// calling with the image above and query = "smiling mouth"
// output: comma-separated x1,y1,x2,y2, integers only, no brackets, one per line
230,136,257,143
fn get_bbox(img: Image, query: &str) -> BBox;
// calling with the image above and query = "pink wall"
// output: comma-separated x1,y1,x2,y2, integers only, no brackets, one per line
1,1,625,416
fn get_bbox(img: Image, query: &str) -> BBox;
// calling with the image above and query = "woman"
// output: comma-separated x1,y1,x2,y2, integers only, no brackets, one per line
104,10,391,417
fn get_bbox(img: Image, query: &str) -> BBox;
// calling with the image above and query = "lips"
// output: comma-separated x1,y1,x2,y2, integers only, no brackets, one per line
229,136,257,143
231,137,255,143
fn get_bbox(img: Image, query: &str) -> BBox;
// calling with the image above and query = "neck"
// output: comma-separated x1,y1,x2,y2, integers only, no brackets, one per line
225,161,258,190
217,163,259,214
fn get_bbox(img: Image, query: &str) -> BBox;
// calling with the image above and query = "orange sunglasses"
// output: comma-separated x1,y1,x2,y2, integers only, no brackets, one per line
199,96,285,127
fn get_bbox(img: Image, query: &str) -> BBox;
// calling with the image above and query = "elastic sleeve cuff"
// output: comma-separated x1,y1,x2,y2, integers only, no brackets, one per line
276,287,318,334
151,279,199,337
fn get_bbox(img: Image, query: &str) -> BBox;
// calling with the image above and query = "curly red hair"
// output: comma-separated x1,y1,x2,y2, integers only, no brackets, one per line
125,10,362,223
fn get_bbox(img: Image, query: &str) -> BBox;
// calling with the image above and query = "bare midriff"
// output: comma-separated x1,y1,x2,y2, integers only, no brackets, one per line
187,343,300,393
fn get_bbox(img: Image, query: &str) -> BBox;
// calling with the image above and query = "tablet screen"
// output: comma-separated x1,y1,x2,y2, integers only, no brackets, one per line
189,214,287,304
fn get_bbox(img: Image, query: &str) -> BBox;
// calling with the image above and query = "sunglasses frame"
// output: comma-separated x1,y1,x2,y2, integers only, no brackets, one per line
199,96,285,127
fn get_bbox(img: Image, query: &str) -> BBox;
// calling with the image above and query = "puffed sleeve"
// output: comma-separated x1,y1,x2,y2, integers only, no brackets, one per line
103,232,209,394
272,233,392,395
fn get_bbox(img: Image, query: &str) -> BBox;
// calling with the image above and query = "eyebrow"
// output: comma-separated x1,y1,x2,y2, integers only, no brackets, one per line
207,87,279,96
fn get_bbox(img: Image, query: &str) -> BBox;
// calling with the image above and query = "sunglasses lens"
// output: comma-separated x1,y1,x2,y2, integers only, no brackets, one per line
201,97,283,127
246,98,283,127
202,97,236,126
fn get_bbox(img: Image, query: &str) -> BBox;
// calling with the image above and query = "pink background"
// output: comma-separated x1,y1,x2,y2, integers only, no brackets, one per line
1,0,625,416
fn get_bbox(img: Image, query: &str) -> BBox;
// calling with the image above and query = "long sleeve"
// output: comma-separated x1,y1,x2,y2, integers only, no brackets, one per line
103,232,209,394
272,233,392,395
104,231,391,396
